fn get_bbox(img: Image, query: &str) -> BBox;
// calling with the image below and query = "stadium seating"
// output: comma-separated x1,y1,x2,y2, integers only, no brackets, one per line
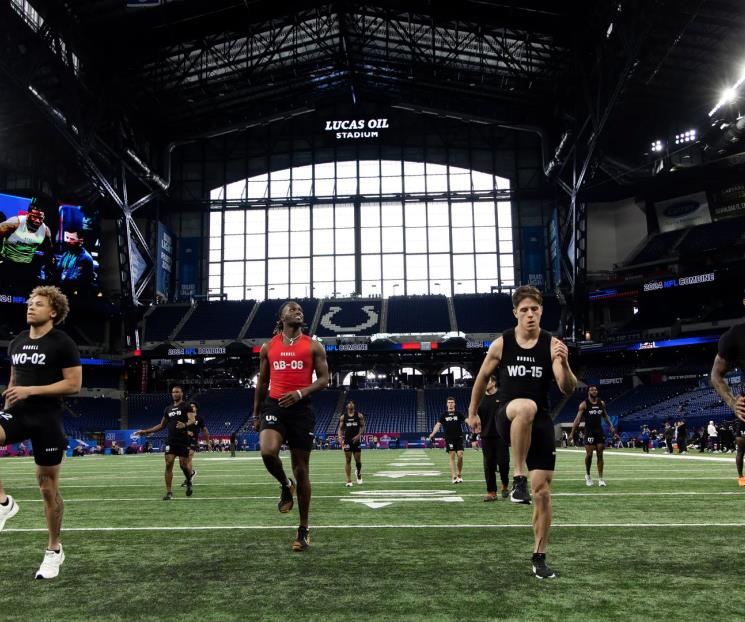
346,389,418,433
64,397,121,437
245,298,318,338
677,217,745,256
81,366,122,388
144,305,190,342
176,300,255,340
627,229,686,265
453,293,514,333
315,299,382,337
312,389,344,434
387,296,450,333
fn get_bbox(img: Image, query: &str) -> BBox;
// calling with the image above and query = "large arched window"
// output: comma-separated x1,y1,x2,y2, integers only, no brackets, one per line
208,160,514,300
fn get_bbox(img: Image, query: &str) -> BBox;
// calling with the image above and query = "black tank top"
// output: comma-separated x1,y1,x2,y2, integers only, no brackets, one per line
343,412,361,441
584,399,604,432
497,328,554,413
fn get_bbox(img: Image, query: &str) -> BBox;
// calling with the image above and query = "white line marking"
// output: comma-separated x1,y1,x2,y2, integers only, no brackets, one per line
556,449,736,464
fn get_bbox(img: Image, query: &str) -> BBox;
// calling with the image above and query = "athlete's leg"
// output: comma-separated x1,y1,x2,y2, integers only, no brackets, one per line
260,429,291,486
164,453,175,492
736,438,745,477
353,450,362,477
496,437,510,489
290,449,312,527
482,437,498,492
596,443,605,479
456,450,463,478
36,464,63,550
448,451,456,479
178,455,192,482
529,469,553,554
505,399,538,477
0,425,6,502
344,450,352,482
584,444,594,475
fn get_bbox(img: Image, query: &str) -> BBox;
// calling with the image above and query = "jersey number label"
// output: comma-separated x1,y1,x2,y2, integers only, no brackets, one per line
273,360,304,370
506,364,542,378
11,353,47,365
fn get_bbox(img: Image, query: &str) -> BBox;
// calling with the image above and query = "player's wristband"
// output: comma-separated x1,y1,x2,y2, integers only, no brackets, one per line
296,389,303,400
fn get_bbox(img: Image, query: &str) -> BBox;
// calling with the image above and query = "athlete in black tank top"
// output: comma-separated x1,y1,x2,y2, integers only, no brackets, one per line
338,400,365,486
571,386,615,487
467,285,577,580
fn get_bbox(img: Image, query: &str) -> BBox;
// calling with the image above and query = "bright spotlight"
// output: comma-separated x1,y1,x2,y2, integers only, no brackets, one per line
650,139,664,153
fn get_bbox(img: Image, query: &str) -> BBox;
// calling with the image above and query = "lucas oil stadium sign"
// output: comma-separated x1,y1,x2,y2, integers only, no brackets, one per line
325,118,390,139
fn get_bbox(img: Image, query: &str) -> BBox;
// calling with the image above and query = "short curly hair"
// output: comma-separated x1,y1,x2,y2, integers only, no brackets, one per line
28,285,70,325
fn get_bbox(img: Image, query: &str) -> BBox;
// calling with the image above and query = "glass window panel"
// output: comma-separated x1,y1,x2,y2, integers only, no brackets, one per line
428,227,450,253
429,254,451,279
335,204,354,228
474,227,497,253
290,230,310,257
225,180,245,200
406,280,428,295
359,160,380,176
292,207,310,230
245,234,265,260
405,227,427,253
452,227,474,253
313,256,334,278
209,248,221,263
245,260,265,285
314,162,335,178
209,236,221,250
336,177,357,195
472,170,495,191
361,203,381,227
477,279,499,293
430,280,451,296
449,172,470,192
359,176,380,195
497,202,512,225
268,208,289,232
208,274,221,290
381,226,404,253
404,161,425,176
336,281,355,296
315,178,335,195
383,279,405,297
499,228,513,242
292,178,313,197
500,267,515,284
427,174,448,192
451,203,473,227
336,161,357,178
406,254,428,279
224,211,245,234
267,231,289,258
382,254,404,279
499,240,513,254
210,187,224,201
360,228,381,253
404,202,425,224
291,258,311,283
313,205,334,228
405,175,425,193
427,202,449,226
223,262,244,287
380,175,403,193
335,256,355,281
267,259,289,285
476,253,498,279
454,279,475,294
246,209,265,232
272,168,290,180
290,283,310,298
313,281,335,298
361,280,381,296
246,179,267,199
426,163,447,175
380,160,401,176
381,203,403,226
267,284,288,299
313,228,334,254
224,287,243,300
361,254,381,280
224,236,245,260
209,212,222,235
453,254,475,279
335,229,355,254
209,263,221,277
473,202,496,227
244,286,262,301
500,253,515,268
293,165,313,179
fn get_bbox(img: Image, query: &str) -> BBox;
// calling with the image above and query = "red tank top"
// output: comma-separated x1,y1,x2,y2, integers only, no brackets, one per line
267,333,314,399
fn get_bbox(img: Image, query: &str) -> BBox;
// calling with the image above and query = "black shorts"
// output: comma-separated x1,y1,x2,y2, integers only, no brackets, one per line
343,440,361,453
164,441,190,457
260,398,315,452
496,401,556,471
736,420,745,439
584,430,605,446
445,437,464,453
0,409,66,466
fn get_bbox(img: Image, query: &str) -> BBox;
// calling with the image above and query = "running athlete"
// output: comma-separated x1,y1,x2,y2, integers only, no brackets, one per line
570,386,615,487
0,286,82,579
338,400,365,486
179,401,210,488
468,285,576,579
710,310,745,486
478,375,510,501
428,397,466,484
134,385,195,499
253,301,330,551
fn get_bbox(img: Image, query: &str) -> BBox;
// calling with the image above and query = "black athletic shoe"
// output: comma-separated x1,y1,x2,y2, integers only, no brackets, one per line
278,479,296,513
186,481,193,497
162,492,174,501
532,553,556,579
181,470,197,487
292,526,310,552
510,476,531,504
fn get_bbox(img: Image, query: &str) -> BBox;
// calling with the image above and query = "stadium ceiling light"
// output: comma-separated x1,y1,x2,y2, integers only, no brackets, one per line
709,77,745,117
650,139,664,153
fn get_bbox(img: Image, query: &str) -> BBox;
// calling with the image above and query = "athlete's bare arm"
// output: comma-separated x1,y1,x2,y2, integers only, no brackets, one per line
134,416,168,437
277,340,330,408
252,342,270,430
570,400,587,443
551,337,577,395
711,355,745,421
2,365,82,409
428,422,442,441
201,425,210,443
600,400,616,435
0,217,19,238
355,413,366,442
467,337,504,432
337,414,345,445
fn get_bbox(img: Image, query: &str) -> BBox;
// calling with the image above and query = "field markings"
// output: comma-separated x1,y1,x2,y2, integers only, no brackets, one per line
341,489,463,508
557,449,736,464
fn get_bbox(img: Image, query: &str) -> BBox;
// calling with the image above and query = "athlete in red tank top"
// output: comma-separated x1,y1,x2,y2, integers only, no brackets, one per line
252,300,330,552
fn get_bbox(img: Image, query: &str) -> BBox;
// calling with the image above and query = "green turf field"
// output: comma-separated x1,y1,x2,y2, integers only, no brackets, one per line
1,447,743,621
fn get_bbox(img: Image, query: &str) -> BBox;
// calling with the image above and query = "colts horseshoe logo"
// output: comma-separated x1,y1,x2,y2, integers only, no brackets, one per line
320,305,379,333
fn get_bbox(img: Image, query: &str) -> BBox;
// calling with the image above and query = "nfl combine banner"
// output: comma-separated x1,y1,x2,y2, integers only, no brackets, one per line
155,223,174,301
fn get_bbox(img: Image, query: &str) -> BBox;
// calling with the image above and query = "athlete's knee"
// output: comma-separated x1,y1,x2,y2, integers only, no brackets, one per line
509,399,538,421
36,473,58,501
292,463,309,481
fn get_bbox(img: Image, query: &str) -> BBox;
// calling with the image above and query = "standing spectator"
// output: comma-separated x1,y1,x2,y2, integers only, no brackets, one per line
663,422,674,454
640,425,650,453
708,421,719,452
676,419,688,454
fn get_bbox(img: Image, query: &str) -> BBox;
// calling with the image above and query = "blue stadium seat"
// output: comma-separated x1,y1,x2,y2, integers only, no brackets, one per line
245,298,318,338
144,305,190,342
176,300,255,340
387,296,450,333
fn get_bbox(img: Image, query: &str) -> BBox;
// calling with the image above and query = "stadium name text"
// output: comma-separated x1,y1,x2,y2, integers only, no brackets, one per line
325,118,389,140
642,272,715,292
167,347,227,356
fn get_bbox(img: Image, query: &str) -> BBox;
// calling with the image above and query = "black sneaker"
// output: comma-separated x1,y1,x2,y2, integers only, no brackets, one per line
278,479,296,513
186,481,193,497
162,492,174,501
181,471,197,487
532,553,556,579
292,526,310,552
510,475,531,504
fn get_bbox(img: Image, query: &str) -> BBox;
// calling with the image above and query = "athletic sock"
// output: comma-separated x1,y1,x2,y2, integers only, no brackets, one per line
0,498,9,507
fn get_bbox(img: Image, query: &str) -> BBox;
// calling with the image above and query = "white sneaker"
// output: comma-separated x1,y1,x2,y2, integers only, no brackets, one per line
356,475,363,485
452,477,458,484
598,479,606,487
345,481,353,487
0,496,19,531
35,545,65,580
585,475,594,487
456,477,463,483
